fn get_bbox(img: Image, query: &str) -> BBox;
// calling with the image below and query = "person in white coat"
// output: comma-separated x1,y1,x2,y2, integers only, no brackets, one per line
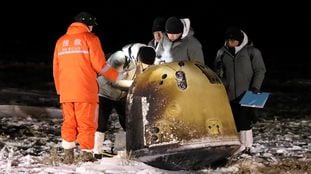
93,43,156,158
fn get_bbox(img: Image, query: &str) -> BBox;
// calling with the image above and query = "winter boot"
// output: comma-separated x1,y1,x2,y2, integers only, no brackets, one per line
233,131,247,155
93,131,105,159
81,151,96,162
238,129,253,155
114,130,126,151
63,148,74,164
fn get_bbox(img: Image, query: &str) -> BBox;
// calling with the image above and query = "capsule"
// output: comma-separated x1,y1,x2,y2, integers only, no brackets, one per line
126,61,240,170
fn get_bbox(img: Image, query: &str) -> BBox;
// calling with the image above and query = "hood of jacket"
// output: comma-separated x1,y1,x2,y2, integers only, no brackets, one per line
66,22,91,34
180,18,194,39
234,31,248,53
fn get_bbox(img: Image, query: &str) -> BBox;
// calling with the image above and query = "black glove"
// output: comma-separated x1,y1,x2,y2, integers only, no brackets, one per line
250,87,260,94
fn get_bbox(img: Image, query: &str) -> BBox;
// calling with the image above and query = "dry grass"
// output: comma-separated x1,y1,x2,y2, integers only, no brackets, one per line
257,158,311,174
224,157,311,174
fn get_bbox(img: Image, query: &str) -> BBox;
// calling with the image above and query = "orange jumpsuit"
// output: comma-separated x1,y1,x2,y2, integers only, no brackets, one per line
53,22,119,150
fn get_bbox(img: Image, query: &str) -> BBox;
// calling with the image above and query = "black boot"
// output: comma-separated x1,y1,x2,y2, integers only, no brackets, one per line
81,151,96,162
63,148,74,164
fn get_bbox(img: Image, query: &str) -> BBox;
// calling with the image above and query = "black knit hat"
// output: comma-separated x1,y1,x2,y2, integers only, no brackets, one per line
137,46,156,65
165,17,183,34
224,26,244,43
152,17,166,33
74,11,98,26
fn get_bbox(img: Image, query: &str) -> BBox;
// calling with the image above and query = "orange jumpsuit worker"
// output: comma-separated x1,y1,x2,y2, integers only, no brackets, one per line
53,11,121,164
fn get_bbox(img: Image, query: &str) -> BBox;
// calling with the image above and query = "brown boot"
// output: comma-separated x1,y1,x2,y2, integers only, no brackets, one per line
63,148,74,164
81,151,96,162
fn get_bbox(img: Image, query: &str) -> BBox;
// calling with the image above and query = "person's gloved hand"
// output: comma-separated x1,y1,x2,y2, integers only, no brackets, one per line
250,87,260,94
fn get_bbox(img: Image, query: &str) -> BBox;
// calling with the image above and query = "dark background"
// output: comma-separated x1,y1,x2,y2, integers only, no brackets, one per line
1,2,310,80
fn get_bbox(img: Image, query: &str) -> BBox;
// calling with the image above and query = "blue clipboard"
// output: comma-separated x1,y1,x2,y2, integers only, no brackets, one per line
239,90,270,108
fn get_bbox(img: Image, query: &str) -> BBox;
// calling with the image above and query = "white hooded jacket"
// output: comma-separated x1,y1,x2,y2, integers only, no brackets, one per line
97,43,148,101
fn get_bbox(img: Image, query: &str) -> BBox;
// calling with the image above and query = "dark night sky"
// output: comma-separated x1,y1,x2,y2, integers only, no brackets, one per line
1,2,310,77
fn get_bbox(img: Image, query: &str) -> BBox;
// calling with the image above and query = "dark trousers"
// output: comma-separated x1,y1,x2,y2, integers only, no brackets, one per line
230,102,254,131
97,96,126,133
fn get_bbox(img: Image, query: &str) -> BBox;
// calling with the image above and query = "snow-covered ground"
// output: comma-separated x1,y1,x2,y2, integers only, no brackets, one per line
0,64,311,173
